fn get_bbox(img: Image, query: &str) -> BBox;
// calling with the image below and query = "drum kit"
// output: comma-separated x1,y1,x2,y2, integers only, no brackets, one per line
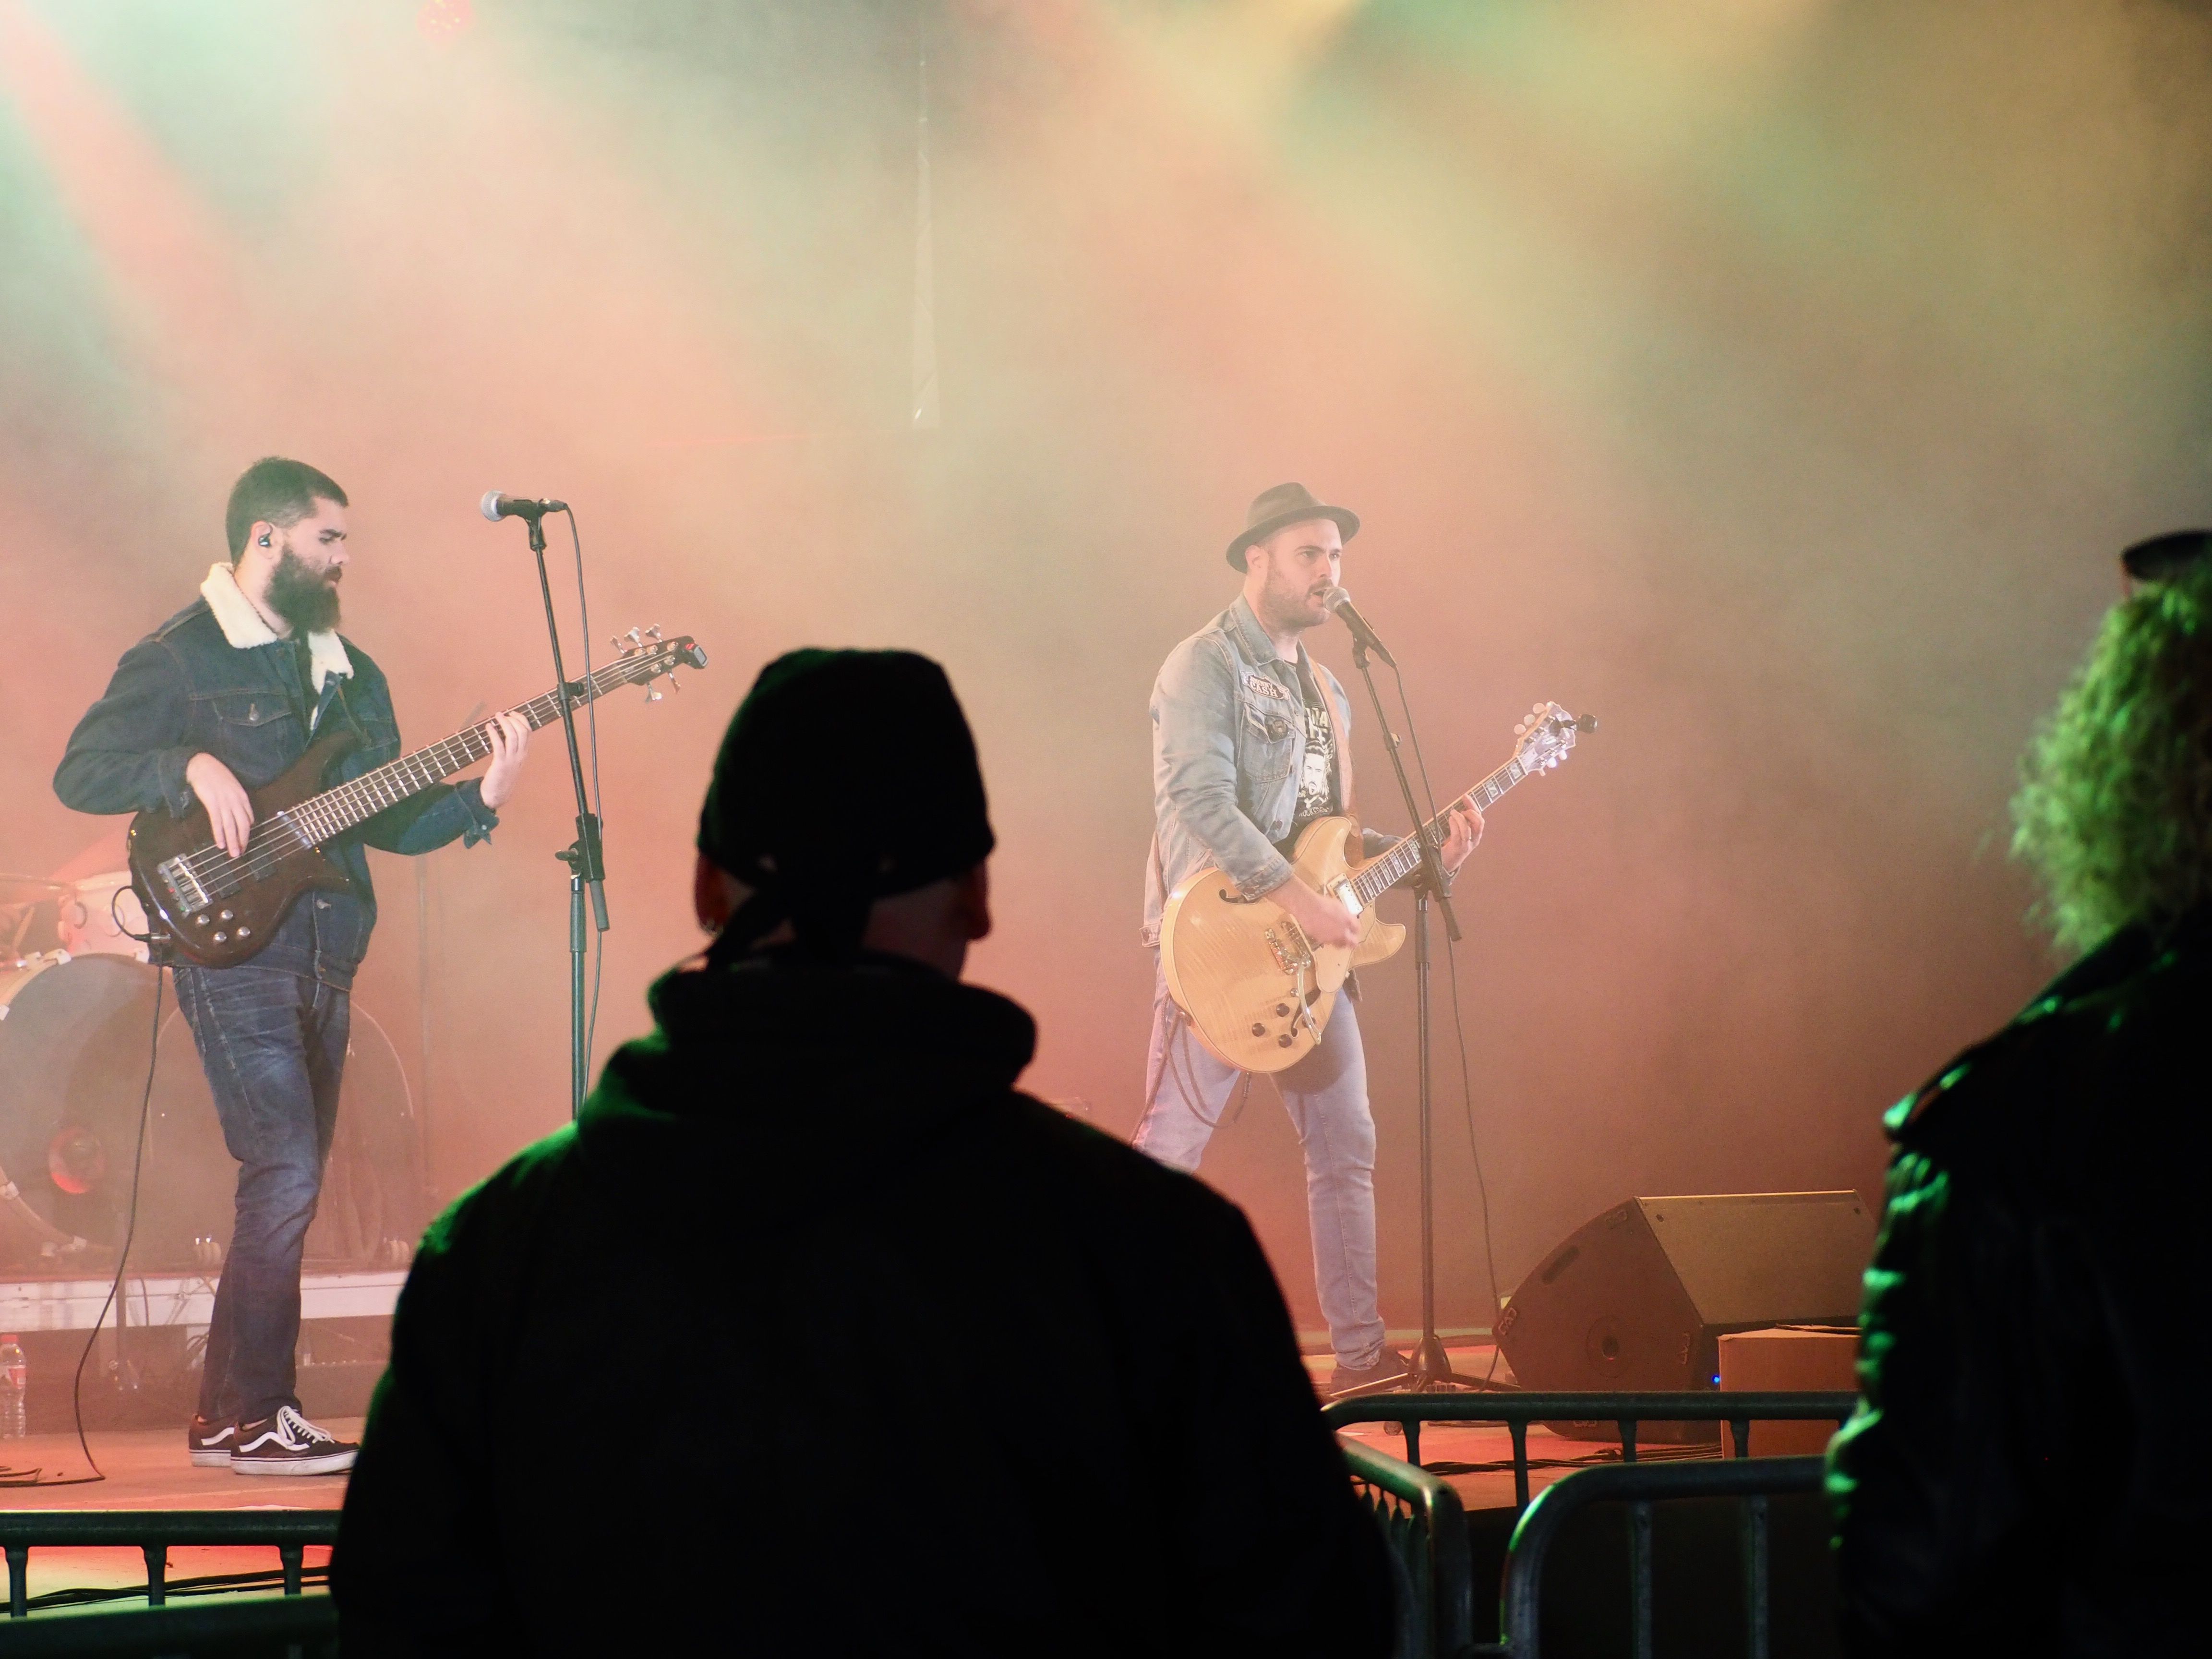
0,871,430,1275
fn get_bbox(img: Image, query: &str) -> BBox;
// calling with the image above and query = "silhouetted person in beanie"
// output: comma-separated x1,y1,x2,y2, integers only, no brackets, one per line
1829,544,2212,1657
335,650,1394,1657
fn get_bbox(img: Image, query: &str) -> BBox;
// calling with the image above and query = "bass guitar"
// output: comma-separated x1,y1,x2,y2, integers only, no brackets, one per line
129,628,705,969
1160,701,1592,1072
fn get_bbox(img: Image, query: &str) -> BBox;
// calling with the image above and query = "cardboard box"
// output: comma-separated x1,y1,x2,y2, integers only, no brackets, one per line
1717,1325,1858,1457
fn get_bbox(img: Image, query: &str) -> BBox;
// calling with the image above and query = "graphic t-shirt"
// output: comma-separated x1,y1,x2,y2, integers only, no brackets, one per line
1291,661,1338,834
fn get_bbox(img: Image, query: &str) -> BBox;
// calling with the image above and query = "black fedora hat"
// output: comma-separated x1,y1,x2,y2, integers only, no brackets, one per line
1226,482,1360,571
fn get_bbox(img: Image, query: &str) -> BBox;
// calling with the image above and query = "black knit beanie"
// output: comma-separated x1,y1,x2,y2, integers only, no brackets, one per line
697,649,995,960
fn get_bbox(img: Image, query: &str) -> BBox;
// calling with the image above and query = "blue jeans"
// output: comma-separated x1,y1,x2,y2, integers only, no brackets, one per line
1132,972,1385,1370
172,962,347,1425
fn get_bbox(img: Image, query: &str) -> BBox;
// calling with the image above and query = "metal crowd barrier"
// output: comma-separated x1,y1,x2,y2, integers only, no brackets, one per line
1495,1455,1826,1659
0,1509,338,1620
1322,1391,1857,1510
1342,1437,1477,1659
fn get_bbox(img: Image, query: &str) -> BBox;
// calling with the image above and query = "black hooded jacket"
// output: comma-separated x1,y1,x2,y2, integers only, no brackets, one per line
1828,907,2212,1656
335,952,1393,1656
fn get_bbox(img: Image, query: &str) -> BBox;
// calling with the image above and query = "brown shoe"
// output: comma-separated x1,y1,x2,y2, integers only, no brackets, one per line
1328,1349,1412,1398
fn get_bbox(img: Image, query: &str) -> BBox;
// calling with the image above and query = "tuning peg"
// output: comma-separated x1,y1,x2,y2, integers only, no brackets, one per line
643,685,663,702
667,672,681,692
646,625,663,640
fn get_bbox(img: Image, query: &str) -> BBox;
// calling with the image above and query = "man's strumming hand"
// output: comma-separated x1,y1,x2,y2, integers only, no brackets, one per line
1267,872,1361,951
186,753,254,859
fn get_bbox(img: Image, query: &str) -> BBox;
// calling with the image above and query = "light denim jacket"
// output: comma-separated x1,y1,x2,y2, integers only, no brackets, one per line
1142,595,1390,946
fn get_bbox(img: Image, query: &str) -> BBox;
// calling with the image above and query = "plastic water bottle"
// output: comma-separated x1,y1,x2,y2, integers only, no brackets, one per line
0,1336,24,1439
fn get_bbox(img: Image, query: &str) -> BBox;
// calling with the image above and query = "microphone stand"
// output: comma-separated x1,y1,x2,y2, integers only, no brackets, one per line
1344,628,1493,1395
516,506,607,1119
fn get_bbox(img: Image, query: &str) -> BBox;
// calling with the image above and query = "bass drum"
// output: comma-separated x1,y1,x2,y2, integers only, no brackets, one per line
0,957,431,1272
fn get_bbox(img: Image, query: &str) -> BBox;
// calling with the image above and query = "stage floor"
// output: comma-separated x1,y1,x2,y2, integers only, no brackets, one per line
0,1418,352,1612
0,1341,1722,1611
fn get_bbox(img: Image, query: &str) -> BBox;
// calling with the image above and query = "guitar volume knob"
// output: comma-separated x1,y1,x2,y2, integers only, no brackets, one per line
1276,1034,1294,1048
1250,1023,1266,1037
1274,1003,1290,1017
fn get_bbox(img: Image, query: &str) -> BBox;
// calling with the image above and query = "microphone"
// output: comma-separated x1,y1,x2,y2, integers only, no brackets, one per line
1322,587,1396,668
480,491,568,522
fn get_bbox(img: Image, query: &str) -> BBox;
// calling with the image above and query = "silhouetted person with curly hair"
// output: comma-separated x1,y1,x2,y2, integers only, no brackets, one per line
1829,533,2212,1658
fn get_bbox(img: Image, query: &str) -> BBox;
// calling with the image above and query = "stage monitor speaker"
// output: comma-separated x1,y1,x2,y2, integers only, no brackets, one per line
1495,1191,1874,1436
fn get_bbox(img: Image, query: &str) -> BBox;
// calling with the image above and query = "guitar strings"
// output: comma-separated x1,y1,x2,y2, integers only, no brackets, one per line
172,719,517,891
1350,755,1521,905
168,648,673,896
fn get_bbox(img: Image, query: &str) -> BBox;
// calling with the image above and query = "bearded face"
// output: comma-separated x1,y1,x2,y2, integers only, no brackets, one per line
266,547,341,634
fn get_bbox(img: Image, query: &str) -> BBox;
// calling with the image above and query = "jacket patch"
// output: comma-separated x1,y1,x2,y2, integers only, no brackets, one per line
1245,704,1293,743
1245,673,1295,704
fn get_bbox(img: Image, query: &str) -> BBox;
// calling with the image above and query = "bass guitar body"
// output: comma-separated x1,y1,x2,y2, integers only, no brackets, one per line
127,730,358,969
1159,816,1404,1073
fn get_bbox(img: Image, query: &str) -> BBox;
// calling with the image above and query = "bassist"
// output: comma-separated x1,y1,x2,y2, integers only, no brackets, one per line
53,457,531,1474
1135,483,1480,1396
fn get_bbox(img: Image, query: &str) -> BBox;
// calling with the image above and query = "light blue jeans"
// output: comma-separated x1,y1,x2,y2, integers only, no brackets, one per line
1132,972,1385,1370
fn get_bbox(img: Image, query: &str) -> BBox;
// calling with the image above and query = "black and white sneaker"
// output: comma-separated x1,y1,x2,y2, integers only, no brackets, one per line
187,1416,237,1468
230,1406,357,1477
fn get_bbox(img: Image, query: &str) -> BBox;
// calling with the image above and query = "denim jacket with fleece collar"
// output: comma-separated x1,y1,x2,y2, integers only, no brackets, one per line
54,564,498,989
1142,594,1390,948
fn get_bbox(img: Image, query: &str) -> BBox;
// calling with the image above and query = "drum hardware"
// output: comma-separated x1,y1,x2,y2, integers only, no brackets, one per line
0,955,428,1272
58,872,152,963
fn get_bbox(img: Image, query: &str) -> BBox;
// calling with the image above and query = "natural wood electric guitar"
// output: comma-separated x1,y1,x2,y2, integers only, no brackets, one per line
128,629,705,969
1160,701,1593,1072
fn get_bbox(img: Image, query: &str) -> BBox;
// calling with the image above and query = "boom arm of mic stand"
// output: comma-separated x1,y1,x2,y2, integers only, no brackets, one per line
1350,639,1461,943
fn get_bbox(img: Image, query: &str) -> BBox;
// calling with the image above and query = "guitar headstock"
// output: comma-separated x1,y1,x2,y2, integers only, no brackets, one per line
607,625,709,701
1513,701,1596,774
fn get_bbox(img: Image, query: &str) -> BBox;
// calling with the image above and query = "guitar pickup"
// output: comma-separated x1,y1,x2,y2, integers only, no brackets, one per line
157,856,210,913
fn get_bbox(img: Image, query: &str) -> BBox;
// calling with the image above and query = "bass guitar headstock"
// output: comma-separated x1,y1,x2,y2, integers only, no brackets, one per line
1513,701,1597,774
607,625,709,701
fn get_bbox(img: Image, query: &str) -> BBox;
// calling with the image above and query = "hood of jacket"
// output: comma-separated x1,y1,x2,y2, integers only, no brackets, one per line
571,950,1038,1238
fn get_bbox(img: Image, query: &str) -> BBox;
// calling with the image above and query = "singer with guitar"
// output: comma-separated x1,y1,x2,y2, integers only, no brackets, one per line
1135,483,1481,1397
54,457,534,1475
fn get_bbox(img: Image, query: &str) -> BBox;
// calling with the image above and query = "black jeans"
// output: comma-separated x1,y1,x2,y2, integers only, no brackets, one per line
173,962,347,1425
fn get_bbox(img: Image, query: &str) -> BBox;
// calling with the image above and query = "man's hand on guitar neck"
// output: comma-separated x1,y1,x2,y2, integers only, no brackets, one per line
1266,872,1362,951
478,711,532,810
186,753,255,859
1440,796,1484,874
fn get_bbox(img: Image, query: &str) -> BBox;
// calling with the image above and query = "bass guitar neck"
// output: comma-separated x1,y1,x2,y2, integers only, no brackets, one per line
131,630,705,969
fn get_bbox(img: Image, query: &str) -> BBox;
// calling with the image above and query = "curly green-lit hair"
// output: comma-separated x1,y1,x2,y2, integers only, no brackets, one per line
2012,561,2212,955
